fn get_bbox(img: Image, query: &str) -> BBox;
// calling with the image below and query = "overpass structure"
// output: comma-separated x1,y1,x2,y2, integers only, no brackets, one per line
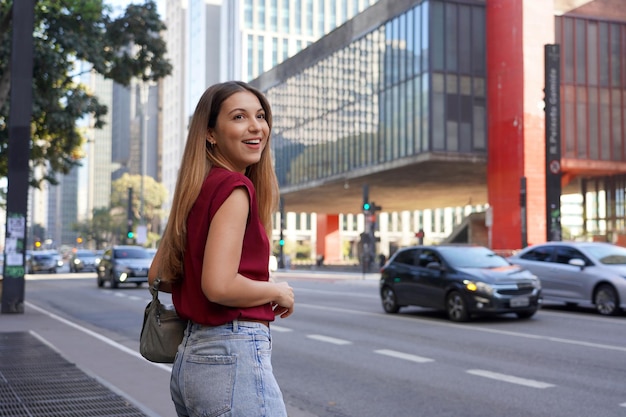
251,0,626,262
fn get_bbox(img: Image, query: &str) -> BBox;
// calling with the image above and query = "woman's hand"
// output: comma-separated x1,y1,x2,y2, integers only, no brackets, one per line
272,281,294,318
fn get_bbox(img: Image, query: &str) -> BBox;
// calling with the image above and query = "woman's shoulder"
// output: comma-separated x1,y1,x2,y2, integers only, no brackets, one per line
207,167,252,187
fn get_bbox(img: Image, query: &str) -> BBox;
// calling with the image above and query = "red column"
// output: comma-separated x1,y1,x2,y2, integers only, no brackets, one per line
486,0,554,250
316,214,341,264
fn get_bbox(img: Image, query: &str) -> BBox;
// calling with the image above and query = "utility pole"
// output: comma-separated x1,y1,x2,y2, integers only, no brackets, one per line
2,0,36,314
278,197,285,269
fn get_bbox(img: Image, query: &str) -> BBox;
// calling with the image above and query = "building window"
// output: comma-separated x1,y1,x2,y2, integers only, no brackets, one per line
270,0,278,31
244,0,253,29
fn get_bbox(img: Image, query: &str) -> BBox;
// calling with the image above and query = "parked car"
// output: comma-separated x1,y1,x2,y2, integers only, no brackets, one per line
146,248,157,260
508,241,626,316
269,255,278,272
379,245,541,322
97,245,152,288
27,251,60,274
69,249,100,273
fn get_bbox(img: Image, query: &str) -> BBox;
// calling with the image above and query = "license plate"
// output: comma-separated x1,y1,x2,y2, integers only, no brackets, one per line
510,296,529,307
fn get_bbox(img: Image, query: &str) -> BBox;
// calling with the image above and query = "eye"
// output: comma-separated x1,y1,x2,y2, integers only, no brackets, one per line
233,114,244,120
257,113,266,119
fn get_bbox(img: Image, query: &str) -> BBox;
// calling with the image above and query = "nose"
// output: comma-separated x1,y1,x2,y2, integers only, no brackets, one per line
249,117,262,131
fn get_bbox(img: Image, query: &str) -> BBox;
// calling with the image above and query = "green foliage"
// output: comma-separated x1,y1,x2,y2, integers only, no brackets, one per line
72,207,125,248
110,173,167,227
72,174,167,247
0,0,172,189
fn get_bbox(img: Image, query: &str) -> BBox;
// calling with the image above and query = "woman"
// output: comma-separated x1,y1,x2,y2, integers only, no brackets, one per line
148,81,294,417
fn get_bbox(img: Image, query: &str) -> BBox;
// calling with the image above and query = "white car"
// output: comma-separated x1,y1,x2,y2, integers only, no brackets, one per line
508,241,626,316
269,255,278,272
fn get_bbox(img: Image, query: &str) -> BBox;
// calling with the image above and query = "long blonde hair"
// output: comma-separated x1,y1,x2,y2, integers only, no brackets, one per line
159,81,279,282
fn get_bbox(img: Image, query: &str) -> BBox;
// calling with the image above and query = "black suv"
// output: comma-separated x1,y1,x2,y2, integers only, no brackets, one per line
379,245,542,322
97,245,152,288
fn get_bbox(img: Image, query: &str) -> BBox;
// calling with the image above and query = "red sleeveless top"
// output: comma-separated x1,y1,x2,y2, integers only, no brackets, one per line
172,167,273,325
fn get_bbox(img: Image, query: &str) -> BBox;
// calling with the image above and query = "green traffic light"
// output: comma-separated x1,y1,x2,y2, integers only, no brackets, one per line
127,232,134,239
363,203,371,210
279,239,285,246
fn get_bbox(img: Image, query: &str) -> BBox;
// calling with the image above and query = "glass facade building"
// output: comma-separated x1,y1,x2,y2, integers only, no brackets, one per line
556,15,626,241
557,16,626,162
252,0,626,259
258,0,487,189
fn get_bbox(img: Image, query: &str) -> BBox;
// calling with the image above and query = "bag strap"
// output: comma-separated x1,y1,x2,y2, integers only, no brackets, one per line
149,276,161,301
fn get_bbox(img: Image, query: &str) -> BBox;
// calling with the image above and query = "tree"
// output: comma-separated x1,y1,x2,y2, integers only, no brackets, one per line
72,207,123,249
110,173,167,233
0,0,172,189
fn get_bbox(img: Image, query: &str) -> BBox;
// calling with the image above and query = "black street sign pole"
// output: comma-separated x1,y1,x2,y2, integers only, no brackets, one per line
520,176,528,248
544,44,562,242
2,0,36,314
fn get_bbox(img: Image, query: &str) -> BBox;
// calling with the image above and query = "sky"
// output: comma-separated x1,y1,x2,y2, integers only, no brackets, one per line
106,0,166,18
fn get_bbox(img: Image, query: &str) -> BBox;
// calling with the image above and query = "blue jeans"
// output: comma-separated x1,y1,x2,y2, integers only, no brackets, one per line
170,320,287,417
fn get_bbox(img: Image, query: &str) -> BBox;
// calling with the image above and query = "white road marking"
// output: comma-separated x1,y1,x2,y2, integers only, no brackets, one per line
307,334,352,345
270,325,293,332
374,349,434,363
466,369,555,389
298,303,626,353
25,301,172,372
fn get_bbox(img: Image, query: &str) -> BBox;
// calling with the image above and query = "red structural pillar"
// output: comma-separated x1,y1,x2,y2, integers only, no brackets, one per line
316,214,341,264
486,0,555,250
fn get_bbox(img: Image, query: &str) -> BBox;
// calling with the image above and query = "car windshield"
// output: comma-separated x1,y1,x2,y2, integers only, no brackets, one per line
76,250,96,257
582,244,626,265
114,248,150,259
439,247,510,268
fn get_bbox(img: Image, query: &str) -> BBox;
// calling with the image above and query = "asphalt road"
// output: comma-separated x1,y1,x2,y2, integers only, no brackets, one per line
21,270,626,417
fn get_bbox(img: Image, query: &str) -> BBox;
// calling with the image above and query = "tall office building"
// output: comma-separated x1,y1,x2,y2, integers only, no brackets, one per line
160,0,380,231
221,0,380,82
161,0,190,223
47,169,79,246
84,72,115,218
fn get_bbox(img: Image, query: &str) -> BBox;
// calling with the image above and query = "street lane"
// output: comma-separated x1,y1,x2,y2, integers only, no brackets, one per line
21,272,626,417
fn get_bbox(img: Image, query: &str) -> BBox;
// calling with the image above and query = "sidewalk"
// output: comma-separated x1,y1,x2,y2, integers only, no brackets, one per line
0,269,377,416
0,301,174,416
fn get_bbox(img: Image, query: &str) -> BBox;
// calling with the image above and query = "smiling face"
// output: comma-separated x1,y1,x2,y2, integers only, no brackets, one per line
207,90,269,173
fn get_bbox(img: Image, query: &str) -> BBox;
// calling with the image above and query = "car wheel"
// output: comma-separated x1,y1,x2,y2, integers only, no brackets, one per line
594,284,620,316
446,291,470,322
107,270,118,289
516,309,537,319
381,286,400,314
97,274,104,288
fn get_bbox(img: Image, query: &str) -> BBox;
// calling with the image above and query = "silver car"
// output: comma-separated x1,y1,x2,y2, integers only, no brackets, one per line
508,242,626,315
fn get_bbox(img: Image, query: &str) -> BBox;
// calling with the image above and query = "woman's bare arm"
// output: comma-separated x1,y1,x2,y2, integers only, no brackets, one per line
201,188,294,316
148,248,173,293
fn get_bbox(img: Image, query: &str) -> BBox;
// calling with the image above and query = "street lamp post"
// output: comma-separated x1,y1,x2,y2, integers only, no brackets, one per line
140,80,149,228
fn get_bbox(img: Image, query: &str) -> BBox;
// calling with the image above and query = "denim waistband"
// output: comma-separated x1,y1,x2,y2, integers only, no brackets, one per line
189,319,269,333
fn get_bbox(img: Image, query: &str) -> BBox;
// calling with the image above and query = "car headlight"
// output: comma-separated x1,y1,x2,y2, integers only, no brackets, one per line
114,265,130,274
464,280,494,296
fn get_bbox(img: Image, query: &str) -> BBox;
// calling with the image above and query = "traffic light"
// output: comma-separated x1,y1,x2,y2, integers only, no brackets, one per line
362,184,370,212
279,238,285,246
127,218,134,240
76,237,83,244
